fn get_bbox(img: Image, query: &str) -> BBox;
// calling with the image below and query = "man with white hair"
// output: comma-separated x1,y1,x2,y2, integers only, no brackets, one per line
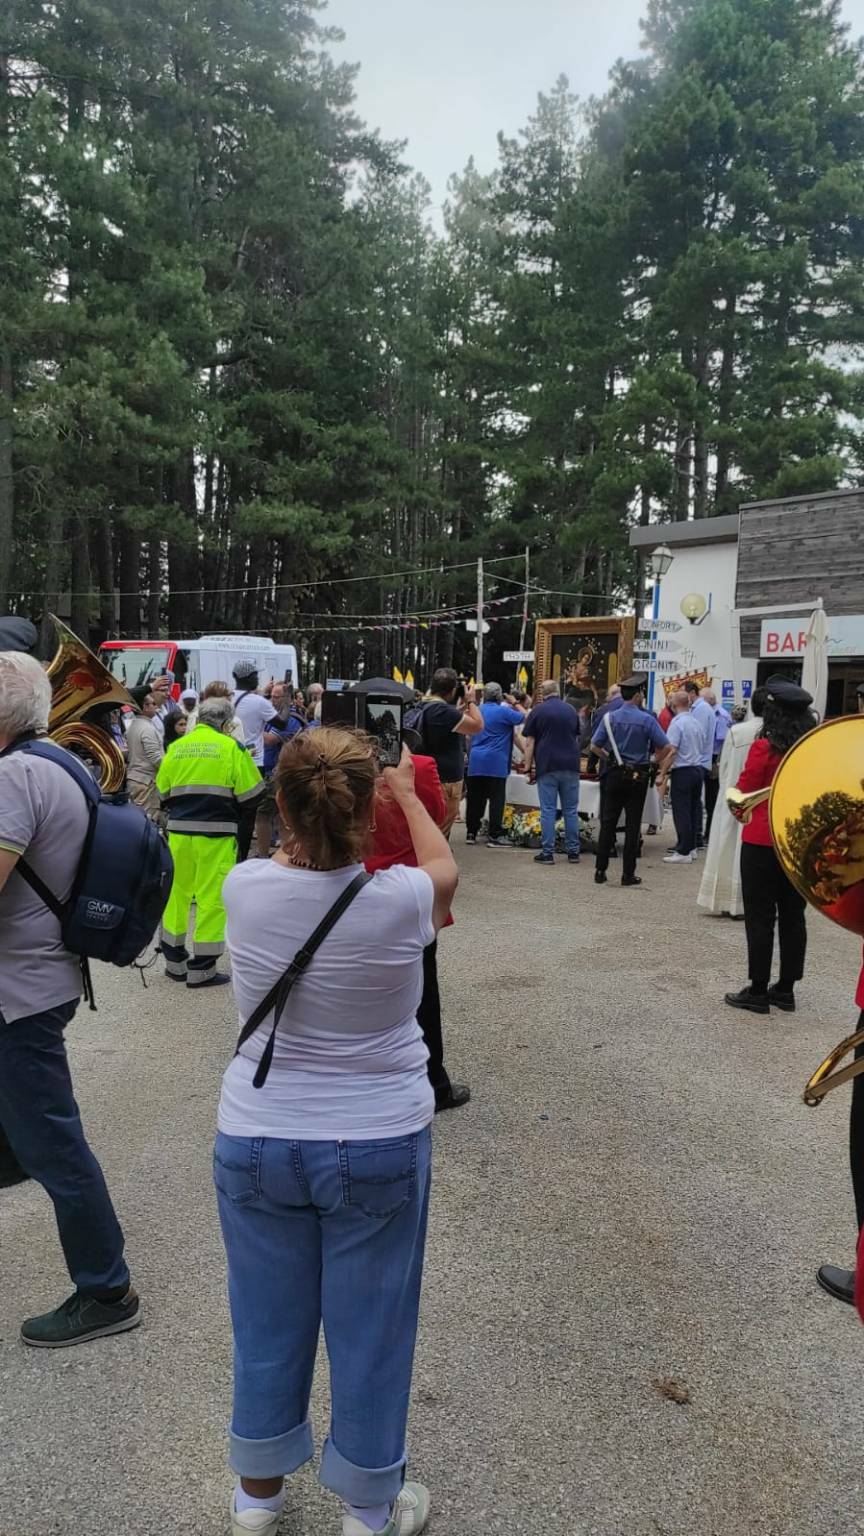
656,690,704,863
156,695,263,987
0,650,139,1347
464,682,526,847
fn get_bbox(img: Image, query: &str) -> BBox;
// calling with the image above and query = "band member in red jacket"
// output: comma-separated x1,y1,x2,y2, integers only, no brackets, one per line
725,676,816,1015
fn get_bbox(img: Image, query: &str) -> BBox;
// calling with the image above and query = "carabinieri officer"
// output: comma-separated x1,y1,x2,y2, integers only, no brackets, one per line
590,674,673,887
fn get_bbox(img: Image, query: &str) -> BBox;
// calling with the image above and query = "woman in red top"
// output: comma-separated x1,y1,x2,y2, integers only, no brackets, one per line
725,676,817,1014
367,751,471,1114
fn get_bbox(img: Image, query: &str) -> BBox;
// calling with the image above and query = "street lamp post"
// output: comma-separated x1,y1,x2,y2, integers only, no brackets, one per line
646,543,674,714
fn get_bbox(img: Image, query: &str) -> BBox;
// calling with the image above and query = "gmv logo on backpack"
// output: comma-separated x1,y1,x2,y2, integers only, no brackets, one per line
84,898,123,927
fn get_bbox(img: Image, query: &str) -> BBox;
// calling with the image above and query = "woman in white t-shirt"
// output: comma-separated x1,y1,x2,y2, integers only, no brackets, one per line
215,728,458,1536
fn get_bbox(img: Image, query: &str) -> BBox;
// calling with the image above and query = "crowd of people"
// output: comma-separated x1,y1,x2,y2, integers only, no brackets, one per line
2,618,864,1535
0,640,477,1536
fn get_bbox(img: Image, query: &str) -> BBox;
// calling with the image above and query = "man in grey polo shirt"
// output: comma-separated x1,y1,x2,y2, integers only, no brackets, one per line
0,651,139,1348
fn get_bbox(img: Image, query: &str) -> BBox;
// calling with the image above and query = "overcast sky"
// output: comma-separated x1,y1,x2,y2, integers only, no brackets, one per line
329,0,864,219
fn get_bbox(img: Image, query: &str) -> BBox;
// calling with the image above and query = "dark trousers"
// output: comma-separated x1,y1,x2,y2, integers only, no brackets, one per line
851,1011,864,1232
0,1118,26,1182
693,767,708,845
595,766,649,880
598,774,618,852
466,775,506,840
704,763,720,838
0,1000,129,1297
740,842,807,994
670,766,704,855
416,940,452,1106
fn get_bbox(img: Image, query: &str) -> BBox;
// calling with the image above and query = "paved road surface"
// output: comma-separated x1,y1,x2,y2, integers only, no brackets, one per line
2,834,864,1535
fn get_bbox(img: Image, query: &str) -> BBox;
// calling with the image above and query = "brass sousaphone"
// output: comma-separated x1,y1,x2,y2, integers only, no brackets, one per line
749,716,864,1105
45,615,134,792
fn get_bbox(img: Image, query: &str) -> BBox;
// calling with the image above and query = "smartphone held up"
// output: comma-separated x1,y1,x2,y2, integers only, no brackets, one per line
320,687,405,767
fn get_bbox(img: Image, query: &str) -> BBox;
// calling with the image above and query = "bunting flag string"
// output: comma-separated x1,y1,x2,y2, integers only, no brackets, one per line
221,589,546,638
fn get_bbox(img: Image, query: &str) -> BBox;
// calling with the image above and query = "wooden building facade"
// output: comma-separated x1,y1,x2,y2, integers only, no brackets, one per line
736,487,864,715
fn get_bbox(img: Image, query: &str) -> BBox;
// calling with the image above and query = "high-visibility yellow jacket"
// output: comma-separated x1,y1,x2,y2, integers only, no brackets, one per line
156,724,263,837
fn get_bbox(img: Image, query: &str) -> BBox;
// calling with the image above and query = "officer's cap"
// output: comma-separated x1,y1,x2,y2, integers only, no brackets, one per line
763,673,813,709
620,673,648,696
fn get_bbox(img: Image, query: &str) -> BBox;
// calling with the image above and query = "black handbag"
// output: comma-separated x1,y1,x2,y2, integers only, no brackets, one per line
234,869,372,1089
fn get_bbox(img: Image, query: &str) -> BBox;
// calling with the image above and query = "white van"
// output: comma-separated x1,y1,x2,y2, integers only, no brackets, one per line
99,634,299,697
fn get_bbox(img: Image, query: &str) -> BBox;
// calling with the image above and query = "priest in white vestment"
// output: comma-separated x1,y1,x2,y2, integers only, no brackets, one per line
698,690,766,917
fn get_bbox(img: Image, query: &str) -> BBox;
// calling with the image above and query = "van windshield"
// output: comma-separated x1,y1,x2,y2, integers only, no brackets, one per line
100,646,172,689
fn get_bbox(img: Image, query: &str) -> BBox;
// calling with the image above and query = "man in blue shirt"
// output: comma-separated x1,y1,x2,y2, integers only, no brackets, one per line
684,680,715,847
590,675,673,886
701,686,732,840
522,680,583,865
656,690,704,862
465,682,526,847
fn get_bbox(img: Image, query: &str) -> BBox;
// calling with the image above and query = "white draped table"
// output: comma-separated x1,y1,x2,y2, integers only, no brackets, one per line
505,773,665,833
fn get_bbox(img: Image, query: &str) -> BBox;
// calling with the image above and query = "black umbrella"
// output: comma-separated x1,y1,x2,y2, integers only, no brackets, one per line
347,676,416,703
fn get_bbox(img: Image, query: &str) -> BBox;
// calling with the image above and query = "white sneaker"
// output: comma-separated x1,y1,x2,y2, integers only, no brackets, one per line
231,1491,283,1535
343,1482,431,1536
663,851,692,863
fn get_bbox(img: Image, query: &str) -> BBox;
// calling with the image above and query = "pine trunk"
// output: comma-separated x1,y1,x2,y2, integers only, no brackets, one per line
0,347,12,611
118,523,141,637
69,514,92,640
714,290,737,509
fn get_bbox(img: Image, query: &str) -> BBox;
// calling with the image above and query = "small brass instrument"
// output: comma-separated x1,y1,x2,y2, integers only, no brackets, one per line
726,785,771,824
45,616,133,793
762,717,864,1105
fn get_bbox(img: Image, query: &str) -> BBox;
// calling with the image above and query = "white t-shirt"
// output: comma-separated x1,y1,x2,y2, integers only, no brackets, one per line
218,859,436,1140
232,690,277,765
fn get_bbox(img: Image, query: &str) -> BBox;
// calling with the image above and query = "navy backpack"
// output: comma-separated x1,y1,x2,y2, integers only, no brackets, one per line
8,738,174,1004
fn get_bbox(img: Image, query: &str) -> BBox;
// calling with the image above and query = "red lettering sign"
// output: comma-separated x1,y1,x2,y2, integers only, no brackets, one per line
766,632,779,652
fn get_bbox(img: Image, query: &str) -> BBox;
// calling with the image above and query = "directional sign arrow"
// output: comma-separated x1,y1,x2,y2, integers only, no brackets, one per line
637,619,683,634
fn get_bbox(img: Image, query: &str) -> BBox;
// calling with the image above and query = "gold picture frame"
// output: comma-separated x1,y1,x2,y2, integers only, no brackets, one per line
534,617,635,700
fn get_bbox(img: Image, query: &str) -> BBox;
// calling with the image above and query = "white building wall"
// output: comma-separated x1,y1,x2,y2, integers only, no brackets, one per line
645,541,757,708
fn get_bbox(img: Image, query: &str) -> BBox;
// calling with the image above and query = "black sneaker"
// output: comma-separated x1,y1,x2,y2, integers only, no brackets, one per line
486,836,514,848
21,1287,141,1349
567,853,581,864
594,871,607,885
621,875,642,887
435,1083,472,1113
767,984,796,1012
534,852,554,864
465,833,477,845
724,986,769,1016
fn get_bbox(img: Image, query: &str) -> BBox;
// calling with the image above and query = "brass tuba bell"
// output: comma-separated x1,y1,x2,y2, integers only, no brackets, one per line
45,616,133,793
766,716,864,1104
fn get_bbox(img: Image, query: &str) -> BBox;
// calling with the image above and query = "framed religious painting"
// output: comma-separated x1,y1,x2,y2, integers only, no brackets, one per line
534,617,635,706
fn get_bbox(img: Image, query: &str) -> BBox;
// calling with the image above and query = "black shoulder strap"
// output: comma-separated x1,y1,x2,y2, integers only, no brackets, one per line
235,869,373,1089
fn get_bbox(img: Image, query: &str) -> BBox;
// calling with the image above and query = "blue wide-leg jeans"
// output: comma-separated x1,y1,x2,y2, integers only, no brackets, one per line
214,1126,432,1506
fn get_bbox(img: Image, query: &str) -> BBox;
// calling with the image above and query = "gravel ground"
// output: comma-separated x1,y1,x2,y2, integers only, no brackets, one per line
2,831,864,1536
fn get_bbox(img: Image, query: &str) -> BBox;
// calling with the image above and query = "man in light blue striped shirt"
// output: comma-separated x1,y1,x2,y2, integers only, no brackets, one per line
658,691,705,862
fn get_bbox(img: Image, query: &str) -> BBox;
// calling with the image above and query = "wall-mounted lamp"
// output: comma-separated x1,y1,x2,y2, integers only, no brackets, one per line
681,592,711,626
